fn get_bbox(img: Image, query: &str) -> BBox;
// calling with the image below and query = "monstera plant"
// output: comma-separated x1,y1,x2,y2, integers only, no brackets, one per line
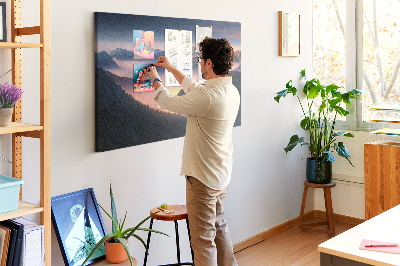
274,69,362,183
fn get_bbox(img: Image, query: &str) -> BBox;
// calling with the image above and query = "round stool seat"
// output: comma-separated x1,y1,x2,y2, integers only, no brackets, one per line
150,205,188,221
304,181,336,188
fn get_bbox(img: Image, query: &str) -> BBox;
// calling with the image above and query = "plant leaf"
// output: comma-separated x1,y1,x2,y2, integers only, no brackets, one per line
131,234,148,251
300,117,310,130
321,151,335,162
136,227,170,236
98,204,120,236
335,142,354,167
114,238,133,266
81,234,114,266
123,211,160,239
343,133,354,137
284,135,305,153
110,182,118,235
300,69,306,79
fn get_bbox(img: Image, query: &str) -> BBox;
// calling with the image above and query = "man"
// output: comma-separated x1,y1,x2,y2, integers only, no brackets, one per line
144,37,239,266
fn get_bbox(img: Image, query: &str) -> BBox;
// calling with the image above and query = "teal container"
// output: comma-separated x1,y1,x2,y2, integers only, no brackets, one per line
0,175,24,214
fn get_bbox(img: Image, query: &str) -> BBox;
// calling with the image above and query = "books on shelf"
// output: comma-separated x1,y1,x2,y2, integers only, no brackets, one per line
0,218,44,266
0,225,11,266
11,217,44,266
370,128,400,136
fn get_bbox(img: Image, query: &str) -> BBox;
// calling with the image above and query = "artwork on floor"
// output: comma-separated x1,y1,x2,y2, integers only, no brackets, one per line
133,30,154,59
51,188,107,266
279,11,300,56
95,12,241,152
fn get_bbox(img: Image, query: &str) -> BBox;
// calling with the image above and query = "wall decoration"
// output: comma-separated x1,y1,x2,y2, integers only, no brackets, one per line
279,11,300,56
133,64,154,93
95,12,241,152
164,29,192,86
0,2,6,42
51,188,107,266
133,30,154,59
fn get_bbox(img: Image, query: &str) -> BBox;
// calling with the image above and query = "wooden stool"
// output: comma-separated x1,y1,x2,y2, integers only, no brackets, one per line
143,205,194,266
298,181,336,237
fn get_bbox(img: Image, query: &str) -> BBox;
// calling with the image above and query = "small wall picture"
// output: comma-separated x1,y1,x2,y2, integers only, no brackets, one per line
0,2,6,42
279,11,300,56
133,64,154,93
133,30,154,59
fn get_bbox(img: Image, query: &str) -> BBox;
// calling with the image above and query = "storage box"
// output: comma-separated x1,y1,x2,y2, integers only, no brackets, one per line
0,175,24,214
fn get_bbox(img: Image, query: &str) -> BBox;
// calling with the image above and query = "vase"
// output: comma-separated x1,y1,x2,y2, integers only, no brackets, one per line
0,108,13,127
105,238,128,264
306,158,332,184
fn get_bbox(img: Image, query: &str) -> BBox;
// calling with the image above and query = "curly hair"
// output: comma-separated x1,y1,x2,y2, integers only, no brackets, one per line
199,37,235,75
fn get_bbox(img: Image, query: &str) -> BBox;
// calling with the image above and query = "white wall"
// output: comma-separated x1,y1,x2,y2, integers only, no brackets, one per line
1,0,316,265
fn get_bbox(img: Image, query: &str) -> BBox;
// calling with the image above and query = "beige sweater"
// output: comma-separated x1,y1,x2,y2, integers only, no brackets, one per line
154,76,240,190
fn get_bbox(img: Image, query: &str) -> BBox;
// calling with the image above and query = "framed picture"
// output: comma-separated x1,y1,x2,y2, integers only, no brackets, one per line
51,188,107,266
279,11,300,56
0,2,6,42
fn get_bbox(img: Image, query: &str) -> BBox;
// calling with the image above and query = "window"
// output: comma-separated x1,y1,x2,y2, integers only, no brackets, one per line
313,0,400,130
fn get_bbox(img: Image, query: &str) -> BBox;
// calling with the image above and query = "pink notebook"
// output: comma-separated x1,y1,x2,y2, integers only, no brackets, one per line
359,239,400,255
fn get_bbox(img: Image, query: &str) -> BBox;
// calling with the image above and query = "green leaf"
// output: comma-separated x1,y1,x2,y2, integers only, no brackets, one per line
122,211,160,239
325,84,339,94
308,85,320,99
274,89,288,103
120,211,127,232
115,238,133,266
321,151,335,162
284,135,305,153
136,227,170,237
343,133,354,137
300,69,306,78
110,182,118,234
335,142,354,167
81,234,114,266
341,92,351,105
300,117,310,130
131,234,148,251
98,204,120,236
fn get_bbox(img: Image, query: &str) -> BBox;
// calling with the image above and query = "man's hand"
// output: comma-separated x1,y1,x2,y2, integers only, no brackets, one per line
143,66,160,83
154,56,175,72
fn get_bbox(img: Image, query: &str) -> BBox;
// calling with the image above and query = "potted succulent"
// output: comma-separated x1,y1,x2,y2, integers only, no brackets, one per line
82,183,168,266
274,69,362,183
0,82,23,127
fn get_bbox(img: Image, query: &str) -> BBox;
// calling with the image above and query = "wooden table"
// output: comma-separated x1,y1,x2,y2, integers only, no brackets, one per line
91,257,137,266
318,204,400,265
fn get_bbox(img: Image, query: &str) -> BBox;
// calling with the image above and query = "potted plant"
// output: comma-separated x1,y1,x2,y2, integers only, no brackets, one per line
82,183,168,266
274,69,362,184
0,82,23,127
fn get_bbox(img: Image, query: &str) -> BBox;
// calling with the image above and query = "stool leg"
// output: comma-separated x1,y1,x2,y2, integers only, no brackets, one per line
143,218,154,266
174,220,182,265
298,185,308,231
186,218,194,264
324,188,335,237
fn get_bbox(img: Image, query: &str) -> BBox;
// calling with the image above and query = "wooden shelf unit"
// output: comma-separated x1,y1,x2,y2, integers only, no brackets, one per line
0,0,51,265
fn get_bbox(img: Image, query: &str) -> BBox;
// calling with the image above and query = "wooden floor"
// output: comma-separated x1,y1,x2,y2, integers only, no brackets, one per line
234,217,354,266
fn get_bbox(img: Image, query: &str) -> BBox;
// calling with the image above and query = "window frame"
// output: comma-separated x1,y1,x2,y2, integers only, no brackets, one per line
315,0,400,131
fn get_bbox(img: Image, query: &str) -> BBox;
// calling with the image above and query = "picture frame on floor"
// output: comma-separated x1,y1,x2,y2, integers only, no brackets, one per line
51,188,107,266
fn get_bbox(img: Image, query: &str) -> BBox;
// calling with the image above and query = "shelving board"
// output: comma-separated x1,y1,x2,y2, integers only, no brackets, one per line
0,42,43,49
0,122,42,134
369,118,400,123
0,201,43,221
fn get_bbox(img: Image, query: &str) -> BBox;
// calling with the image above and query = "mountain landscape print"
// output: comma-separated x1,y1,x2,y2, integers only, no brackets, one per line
95,12,241,152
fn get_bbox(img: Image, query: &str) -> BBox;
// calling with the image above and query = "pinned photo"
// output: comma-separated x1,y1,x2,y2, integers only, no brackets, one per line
133,30,155,59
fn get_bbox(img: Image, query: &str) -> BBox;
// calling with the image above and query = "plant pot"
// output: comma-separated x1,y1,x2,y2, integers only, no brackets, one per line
105,238,128,264
306,158,332,184
0,108,13,127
